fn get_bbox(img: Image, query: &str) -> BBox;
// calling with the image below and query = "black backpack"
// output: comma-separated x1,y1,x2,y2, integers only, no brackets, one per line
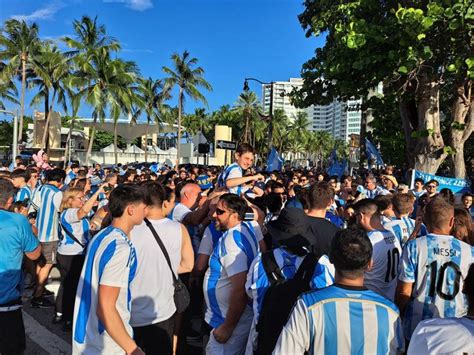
255,250,318,355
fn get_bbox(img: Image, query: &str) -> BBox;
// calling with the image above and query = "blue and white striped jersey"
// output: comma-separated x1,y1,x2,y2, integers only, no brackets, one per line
357,185,390,199
15,185,31,202
58,208,90,256
274,284,405,355
198,222,223,256
203,222,260,328
364,230,402,301
199,220,263,256
73,226,137,354
218,162,247,195
398,233,474,339
246,249,335,319
384,217,421,247
32,184,63,242
64,170,77,185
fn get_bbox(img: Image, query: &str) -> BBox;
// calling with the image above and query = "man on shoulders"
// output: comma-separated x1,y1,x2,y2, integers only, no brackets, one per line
73,184,147,354
274,227,404,354
0,178,41,355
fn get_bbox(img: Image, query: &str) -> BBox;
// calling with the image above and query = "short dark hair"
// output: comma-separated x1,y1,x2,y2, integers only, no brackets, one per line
70,163,79,169
391,193,415,215
414,177,425,185
46,168,66,183
462,192,473,200
236,143,255,156
426,179,439,187
0,178,15,207
141,181,166,207
10,168,30,182
423,196,454,231
439,188,455,205
330,227,373,279
374,194,392,212
354,198,380,216
308,182,335,210
219,193,247,221
108,184,145,218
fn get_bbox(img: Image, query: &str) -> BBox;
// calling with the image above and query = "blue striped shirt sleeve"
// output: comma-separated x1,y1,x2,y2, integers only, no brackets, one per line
399,239,417,282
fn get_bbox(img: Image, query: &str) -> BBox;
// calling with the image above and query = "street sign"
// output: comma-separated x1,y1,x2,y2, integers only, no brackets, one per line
216,140,236,150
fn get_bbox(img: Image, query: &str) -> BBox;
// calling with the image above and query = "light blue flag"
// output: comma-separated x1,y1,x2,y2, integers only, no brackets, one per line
266,147,283,172
365,138,384,166
410,169,471,194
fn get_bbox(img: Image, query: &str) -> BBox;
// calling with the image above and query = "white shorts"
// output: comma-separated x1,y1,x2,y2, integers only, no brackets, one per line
206,307,253,355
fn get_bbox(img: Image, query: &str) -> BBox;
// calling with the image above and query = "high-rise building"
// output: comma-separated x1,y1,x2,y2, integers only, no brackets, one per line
262,78,362,141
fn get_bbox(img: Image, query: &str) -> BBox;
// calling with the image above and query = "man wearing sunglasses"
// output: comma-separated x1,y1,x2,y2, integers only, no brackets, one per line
204,194,260,354
424,179,439,198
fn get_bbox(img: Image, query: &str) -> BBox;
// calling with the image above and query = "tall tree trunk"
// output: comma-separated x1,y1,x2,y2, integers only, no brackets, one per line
86,117,98,167
177,87,183,167
114,120,118,165
244,111,249,143
64,117,76,166
399,73,447,174
450,80,473,179
144,116,149,163
41,91,57,150
18,55,26,142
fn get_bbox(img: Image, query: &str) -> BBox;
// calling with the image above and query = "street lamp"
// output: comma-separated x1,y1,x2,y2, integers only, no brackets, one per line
0,109,18,163
243,77,274,151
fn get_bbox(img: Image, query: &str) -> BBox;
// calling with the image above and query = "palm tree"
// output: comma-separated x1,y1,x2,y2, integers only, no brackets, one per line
271,109,290,151
311,130,334,167
63,88,82,164
232,91,263,144
0,62,19,110
29,42,70,149
163,50,212,165
63,16,120,164
183,108,209,137
134,77,171,162
0,19,40,141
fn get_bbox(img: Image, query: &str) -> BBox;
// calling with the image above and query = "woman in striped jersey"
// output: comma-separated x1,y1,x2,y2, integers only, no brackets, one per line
54,185,105,330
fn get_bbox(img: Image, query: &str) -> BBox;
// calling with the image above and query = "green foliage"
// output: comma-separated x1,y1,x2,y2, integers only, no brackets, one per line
92,130,130,150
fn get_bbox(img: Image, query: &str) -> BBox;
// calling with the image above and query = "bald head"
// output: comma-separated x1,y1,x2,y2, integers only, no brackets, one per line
180,183,201,208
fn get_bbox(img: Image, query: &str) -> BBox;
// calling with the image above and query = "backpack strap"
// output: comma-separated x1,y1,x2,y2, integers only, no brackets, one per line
261,250,285,286
294,253,318,283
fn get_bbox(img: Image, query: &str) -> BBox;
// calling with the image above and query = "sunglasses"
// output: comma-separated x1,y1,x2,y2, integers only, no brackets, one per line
426,185,437,188
215,207,228,215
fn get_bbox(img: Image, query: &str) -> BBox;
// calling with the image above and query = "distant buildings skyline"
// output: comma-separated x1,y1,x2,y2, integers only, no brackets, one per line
262,78,362,142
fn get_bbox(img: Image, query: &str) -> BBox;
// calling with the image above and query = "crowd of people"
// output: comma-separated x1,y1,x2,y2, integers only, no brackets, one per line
0,143,473,355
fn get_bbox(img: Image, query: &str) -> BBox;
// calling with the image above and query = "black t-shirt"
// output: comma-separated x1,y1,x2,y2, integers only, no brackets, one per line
305,215,340,257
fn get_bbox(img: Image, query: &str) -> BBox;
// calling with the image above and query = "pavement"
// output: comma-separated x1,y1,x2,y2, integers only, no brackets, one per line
21,268,203,354
22,268,71,355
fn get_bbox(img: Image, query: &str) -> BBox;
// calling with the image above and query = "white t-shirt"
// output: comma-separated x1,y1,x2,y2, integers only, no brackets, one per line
130,218,183,326
73,226,137,354
408,317,474,354
58,208,90,256
170,202,200,252
364,229,402,301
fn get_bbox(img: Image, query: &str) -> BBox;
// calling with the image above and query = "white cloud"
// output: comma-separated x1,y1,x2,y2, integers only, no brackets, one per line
103,0,153,11
11,3,64,22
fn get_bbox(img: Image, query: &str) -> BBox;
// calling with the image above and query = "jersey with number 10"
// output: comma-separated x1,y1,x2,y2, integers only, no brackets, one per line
398,233,474,339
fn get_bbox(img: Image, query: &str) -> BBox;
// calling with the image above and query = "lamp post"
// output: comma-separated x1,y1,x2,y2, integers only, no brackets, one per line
243,78,274,151
0,109,18,163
